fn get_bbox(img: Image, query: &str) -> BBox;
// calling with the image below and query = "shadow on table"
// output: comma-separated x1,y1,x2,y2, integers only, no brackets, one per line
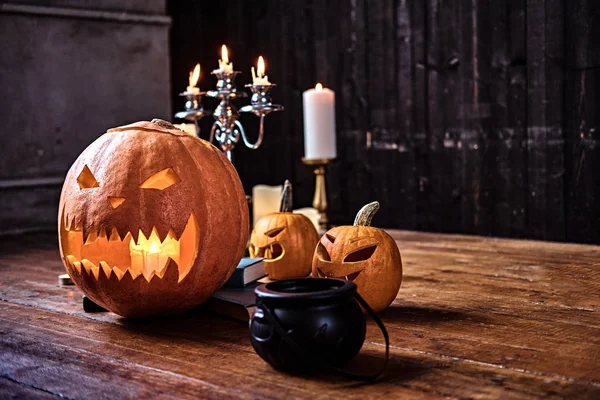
97,305,432,387
288,353,431,388
381,304,488,324
111,308,251,347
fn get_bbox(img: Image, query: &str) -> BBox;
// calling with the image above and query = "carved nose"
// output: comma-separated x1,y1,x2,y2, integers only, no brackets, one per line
107,196,126,209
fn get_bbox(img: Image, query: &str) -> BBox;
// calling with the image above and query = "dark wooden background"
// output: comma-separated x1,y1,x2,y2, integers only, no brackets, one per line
0,0,171,235
169,0,600,244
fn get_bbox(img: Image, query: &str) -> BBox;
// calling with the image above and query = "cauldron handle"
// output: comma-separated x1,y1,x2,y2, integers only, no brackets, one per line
256,293,390,381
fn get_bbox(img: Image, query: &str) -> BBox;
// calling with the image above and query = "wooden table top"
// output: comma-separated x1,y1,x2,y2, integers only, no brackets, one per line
1,231,599,399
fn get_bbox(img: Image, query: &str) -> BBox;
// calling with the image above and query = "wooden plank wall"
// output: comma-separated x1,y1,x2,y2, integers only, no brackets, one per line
0,1,172,235
178,1,596,244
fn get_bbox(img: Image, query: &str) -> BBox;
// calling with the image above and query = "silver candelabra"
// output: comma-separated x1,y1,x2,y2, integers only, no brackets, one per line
175,70,283,162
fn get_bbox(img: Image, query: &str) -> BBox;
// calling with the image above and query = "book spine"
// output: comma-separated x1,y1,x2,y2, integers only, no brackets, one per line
223,270,244,288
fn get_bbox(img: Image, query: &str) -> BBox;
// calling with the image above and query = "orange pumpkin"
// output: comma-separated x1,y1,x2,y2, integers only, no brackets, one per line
249,180,319,280
312,202,402,313
58,119,249,317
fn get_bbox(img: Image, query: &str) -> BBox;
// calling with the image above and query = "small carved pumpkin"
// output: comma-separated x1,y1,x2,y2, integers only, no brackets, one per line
312,202,402,313
249,180,319,280
58,119,249,317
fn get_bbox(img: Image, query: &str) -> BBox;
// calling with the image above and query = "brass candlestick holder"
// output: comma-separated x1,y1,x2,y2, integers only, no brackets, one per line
302,158,334,232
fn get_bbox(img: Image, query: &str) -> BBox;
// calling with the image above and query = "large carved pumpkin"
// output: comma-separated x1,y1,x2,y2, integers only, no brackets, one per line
249,180,319,280
312,202,402,313
58,119,249,317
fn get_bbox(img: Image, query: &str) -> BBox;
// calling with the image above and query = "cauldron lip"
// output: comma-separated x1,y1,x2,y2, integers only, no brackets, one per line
255,277,356,302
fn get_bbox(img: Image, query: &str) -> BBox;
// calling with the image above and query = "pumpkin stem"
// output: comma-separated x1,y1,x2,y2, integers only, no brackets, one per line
279,180,293,212
353,201,380,226
151,119,180,131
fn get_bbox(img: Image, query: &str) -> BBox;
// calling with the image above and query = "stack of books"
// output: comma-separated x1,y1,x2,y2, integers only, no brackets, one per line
223,258,266,288
204,257,266,322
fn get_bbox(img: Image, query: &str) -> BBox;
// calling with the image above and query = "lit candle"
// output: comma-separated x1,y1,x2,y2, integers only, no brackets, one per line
302,83,337,160
215,45,233,73
186,63,201,94
143,241,160,280
251,56,271,86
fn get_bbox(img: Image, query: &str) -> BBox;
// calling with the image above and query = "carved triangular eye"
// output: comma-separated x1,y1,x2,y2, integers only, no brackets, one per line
140,168,181,190
344,244,377,262
77,165,99,189
265,226,285,238
325,233,336,243
316,242,330,261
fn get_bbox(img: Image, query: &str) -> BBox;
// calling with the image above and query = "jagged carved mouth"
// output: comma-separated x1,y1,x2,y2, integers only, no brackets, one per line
315,267,363,282
60,212,199,283
250,243,284,262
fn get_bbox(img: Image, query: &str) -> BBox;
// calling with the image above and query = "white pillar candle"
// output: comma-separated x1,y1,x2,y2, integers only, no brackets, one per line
293,207,320,231
302,83,337,160
252,184,283,225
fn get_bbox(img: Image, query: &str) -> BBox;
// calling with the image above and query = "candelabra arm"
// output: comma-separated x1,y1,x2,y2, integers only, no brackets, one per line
210,120,220,144
234,119,247,145
176,73,282,162
240,115,265,149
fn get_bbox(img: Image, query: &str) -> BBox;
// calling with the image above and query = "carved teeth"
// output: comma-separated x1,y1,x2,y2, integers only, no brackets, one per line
65,213,71,231
99,261,112,277
143,269,155,281
140,226,155,244
128,268,142,280
98,227,108,241
85,229,98,245
81,259,97,273
156,227,169,244
63,214,197,283
109,227,120,241
112,266,125,280
73,260,82,273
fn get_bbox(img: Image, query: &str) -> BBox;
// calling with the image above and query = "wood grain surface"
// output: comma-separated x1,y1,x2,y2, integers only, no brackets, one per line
1,231,599,399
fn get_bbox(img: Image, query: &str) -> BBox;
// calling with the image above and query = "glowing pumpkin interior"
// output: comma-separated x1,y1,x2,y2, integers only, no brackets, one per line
60,165,200,283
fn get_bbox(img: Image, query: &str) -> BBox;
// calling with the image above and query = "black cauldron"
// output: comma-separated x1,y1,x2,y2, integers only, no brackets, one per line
249,278,389,380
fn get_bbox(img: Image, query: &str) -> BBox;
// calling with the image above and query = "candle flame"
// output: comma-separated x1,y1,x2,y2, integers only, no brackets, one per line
189,63,200,87
149,241,159,254
221,45,229,64
315,83,323,91
257,56,265,77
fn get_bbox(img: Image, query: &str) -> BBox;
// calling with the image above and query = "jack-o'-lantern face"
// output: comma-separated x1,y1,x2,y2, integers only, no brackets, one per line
249,180,319,280
312,202,402,313
250,213,319,280
61,165,199,283
58,119,249,317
